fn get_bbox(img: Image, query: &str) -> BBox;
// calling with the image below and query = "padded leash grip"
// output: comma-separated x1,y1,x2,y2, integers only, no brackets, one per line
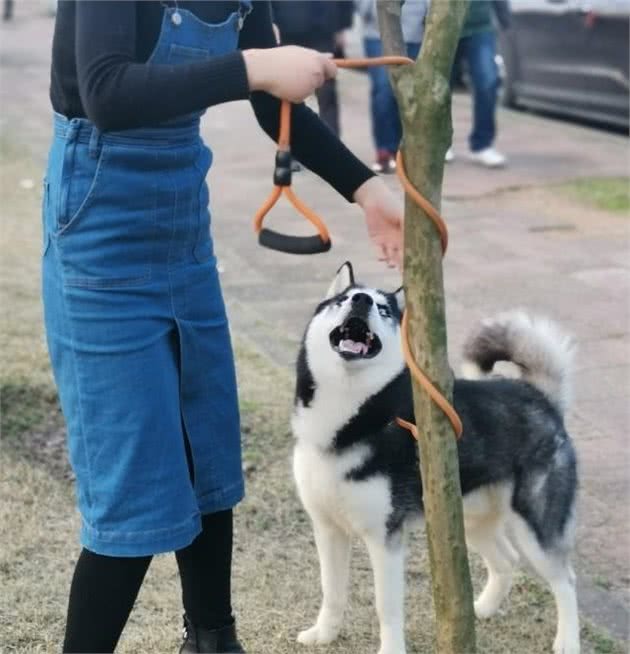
258,229,332,255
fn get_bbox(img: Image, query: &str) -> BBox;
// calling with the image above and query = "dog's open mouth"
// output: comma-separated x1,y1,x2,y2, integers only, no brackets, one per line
329,317,382,360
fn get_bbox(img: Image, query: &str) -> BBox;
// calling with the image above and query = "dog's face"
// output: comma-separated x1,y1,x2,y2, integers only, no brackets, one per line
305,262,405,373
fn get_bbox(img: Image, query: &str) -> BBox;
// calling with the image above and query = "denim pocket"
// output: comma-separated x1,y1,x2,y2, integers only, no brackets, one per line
42,177,51,256
54,142,156,289
169,44,208,64
55,140,108,238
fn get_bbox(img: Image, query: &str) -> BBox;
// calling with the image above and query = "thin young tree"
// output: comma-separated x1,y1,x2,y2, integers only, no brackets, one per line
376,1,476,652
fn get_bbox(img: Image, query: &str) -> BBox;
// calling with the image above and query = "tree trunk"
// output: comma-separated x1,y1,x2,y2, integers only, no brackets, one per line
376,2,476,653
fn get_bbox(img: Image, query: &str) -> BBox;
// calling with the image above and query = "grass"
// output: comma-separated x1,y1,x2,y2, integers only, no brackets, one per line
1,137,626,654
559,177,630,215
1,135,61,444
581,623,623,654
2,339,625,654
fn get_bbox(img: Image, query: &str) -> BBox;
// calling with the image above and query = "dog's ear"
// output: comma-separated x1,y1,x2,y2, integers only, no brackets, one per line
325,261,355,299
393,285,405,313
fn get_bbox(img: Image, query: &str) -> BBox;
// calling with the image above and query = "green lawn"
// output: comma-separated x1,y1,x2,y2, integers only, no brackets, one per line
561,177,630,215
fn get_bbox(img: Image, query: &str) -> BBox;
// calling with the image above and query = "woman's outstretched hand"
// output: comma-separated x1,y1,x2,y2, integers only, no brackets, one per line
243,46,337,103
354,176,404,270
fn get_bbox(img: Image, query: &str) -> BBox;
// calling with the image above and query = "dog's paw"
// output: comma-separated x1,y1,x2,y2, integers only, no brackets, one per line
297,624,339,646
553,634,580,654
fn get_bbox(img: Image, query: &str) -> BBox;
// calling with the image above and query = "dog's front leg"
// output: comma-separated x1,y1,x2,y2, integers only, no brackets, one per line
365,535,406,654
297,520,351,646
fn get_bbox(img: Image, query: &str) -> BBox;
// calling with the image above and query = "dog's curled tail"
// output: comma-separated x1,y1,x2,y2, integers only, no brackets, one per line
461,310,575,414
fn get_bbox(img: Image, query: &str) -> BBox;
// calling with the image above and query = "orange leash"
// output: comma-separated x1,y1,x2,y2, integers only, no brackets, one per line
395,151,462,440
254,56,462,441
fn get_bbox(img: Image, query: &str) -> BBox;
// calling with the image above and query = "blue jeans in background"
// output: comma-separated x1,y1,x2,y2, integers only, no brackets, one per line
363,38,421,155
453,30,499,152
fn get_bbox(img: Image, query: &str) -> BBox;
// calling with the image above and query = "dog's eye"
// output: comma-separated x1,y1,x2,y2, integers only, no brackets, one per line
335,295,348,307
377,304,390,318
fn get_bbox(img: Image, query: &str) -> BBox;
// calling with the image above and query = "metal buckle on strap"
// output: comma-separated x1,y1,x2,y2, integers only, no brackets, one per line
237,1,252,29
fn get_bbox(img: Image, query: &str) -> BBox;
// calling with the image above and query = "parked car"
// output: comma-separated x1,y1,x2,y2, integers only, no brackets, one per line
498,0,629,130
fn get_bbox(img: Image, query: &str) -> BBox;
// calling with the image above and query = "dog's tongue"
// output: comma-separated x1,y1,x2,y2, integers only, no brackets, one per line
339,339,367,355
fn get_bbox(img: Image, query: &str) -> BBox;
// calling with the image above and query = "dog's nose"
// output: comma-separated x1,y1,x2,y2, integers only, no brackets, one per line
351,293,373,308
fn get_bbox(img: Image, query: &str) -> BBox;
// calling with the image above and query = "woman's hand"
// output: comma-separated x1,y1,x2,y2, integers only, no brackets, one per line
243,46,337,104
354,176,404,269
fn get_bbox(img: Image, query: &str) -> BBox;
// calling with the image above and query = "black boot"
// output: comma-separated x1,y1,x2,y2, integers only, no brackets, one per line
179,615,245,654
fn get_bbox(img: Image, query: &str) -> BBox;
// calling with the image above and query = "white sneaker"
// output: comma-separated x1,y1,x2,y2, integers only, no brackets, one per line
445,147,455,163
468,147,506,168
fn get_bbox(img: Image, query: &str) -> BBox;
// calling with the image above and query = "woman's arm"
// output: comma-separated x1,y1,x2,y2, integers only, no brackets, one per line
75,1,251,131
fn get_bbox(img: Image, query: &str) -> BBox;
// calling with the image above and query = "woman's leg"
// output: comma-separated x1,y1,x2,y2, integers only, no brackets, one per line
63,549,152,653
175,509,234,630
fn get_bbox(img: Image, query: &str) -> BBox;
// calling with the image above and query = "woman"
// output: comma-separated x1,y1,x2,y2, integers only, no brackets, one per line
43,2,403,652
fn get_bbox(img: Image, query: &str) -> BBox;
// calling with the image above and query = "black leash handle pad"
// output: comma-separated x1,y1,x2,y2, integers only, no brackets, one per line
258,228,331,255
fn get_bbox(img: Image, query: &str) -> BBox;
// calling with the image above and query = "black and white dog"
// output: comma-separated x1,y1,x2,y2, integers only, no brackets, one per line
292,262,579,654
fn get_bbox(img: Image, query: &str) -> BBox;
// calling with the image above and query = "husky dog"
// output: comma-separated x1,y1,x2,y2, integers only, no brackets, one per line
292,262,579,654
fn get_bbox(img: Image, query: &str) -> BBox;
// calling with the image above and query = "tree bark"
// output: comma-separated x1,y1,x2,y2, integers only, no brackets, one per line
376,1,476,653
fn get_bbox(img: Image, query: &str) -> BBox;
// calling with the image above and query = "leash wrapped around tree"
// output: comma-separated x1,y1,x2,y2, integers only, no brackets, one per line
253,55,463,443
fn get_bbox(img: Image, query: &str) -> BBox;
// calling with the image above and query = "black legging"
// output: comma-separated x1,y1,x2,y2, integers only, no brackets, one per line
63,509,234,653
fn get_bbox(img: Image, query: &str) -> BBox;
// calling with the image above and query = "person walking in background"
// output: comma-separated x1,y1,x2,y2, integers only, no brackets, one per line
272,1,354,137
446,0,511,167
356,0,428,173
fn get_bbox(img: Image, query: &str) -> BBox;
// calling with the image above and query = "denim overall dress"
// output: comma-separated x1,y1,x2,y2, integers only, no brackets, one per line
42,1,252,556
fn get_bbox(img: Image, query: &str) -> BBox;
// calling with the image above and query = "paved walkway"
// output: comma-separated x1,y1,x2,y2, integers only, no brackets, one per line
2,3,629,643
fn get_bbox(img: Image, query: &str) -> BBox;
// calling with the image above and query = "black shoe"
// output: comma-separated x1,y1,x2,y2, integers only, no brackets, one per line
179,615,245,654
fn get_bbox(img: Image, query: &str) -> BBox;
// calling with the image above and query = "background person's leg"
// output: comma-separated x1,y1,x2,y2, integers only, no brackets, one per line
465,31,499,152
364,38,399,171
63,549,152,653
3,0,13,21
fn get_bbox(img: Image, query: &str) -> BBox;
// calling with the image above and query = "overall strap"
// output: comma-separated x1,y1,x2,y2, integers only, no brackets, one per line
237,0,253,27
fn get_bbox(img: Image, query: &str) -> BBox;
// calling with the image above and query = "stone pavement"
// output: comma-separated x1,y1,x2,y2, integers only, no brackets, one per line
1,3,629,643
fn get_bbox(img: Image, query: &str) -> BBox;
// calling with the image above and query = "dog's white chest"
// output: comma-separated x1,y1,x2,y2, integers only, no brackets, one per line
293,443,392,538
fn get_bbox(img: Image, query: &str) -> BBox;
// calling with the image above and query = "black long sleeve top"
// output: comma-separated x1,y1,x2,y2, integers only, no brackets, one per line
50,0,373,202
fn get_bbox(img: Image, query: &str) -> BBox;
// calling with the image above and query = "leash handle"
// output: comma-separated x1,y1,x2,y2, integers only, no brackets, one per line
254,101,332,255
258,229,332,255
